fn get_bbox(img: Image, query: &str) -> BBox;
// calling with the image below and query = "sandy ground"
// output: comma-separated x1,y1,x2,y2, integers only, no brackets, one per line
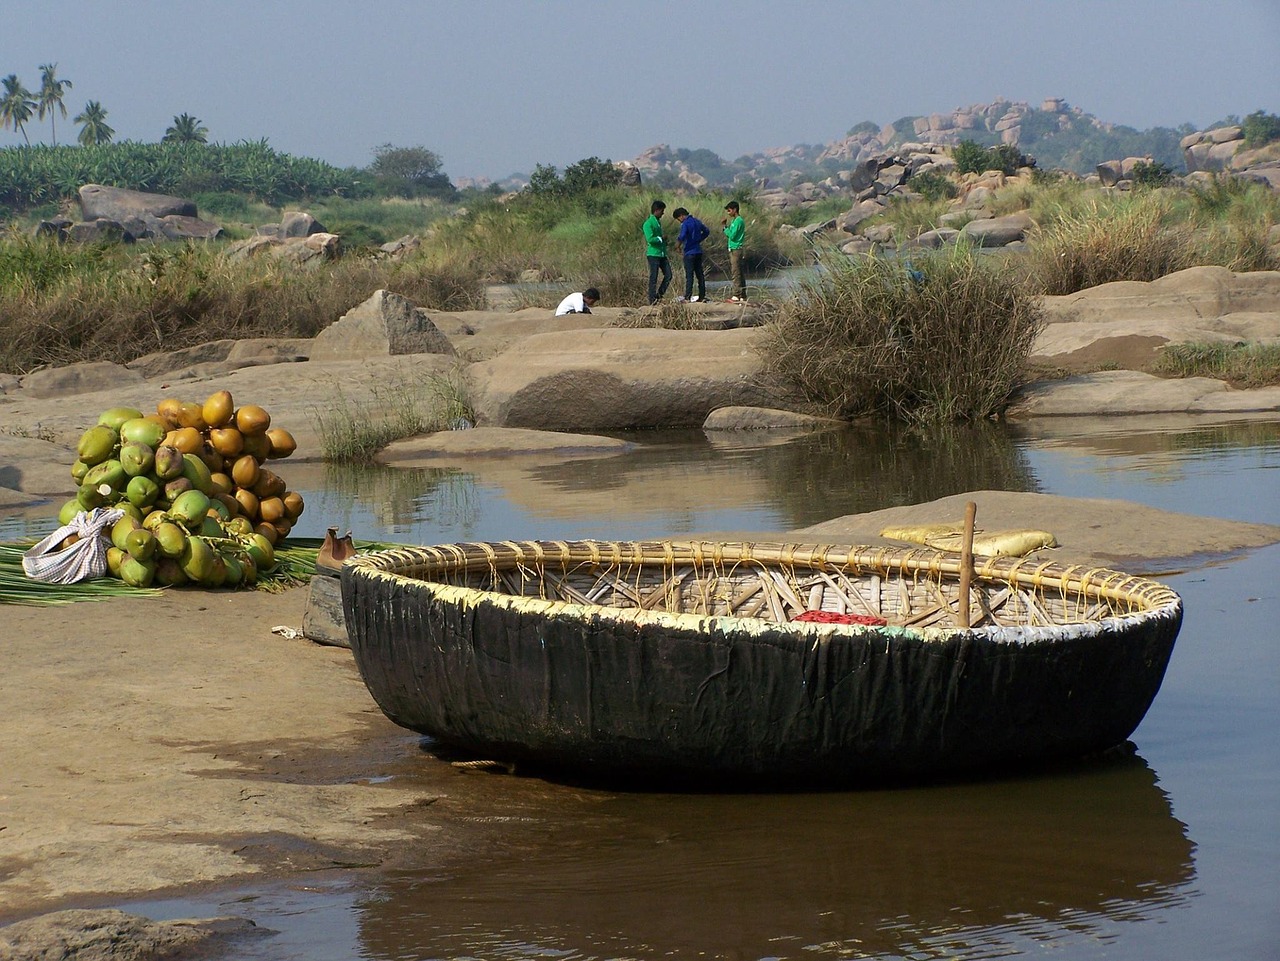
2,489,1278,923
0,585,444,922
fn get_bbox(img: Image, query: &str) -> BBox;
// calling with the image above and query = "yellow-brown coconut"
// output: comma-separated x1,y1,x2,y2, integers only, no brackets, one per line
202,390,235,429
235,404,271,435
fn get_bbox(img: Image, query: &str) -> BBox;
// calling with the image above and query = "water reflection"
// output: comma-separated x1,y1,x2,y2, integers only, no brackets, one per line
291,422,1038,546
355,751,1194,960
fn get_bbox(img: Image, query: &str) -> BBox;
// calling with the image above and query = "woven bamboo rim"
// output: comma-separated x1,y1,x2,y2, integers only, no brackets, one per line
346,539,1181,627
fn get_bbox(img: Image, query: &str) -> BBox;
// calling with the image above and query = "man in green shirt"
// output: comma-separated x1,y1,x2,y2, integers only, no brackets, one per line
643,199,672,304
722,200,746,302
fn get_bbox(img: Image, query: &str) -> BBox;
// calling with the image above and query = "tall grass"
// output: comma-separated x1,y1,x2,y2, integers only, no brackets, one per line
1025,186,1280,294
0,234,486,373
1154,342,1280,388
1023,193,1197,294
314,365,475,462
760,246,1043,422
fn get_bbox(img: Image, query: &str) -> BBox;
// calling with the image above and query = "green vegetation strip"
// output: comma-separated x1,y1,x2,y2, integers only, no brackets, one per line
0,537,409,605
1154,342,1280,389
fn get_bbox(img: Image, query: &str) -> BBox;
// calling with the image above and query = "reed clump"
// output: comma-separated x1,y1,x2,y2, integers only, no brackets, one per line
314,364,475,462
1153,342,1280,389
760,246,1043,422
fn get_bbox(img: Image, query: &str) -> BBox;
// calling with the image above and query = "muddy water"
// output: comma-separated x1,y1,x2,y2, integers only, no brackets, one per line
120,417,1278,959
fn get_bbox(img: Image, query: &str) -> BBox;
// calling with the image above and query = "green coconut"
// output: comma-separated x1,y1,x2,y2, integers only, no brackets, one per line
111,514,141,551
119,442,155,478
180,453,214,495
244,532,275,571
76,483,108,510
58,498,82,526
83,459,127,495
125,474,161,509
163,476,193,502
153,445,184,481
124,528,157,562
119,417,167,450
76,425,118,467
170,489,212,529
120,555,156,588
98,407,144,432
221,553,243,587
70,459,91,484
180,535,216,583
106,546,126,578
154,556,189,587
154,521,188,558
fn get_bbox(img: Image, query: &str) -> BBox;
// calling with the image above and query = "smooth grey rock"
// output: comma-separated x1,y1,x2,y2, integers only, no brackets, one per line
67,219,133,244
470,327,782,431
126,340,238,378
280,211,327,238
310,289,457,361
303,574,349,648
21,361,143,398
840,199,886,234
702,406,843,430
960,212,1035,247
905,227,960,249
79,184,197,221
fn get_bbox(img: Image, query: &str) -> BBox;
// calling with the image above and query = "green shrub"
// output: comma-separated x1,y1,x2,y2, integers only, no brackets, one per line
953,140,1031,177
906,169,958,202
1130,160,1175,187
760,247,1043,422
1241,110,1280,149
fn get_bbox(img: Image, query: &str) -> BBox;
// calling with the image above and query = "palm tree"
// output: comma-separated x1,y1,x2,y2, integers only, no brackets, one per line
74,100,114,145
1,74,37,145
37,62,72,145
162,113,208,144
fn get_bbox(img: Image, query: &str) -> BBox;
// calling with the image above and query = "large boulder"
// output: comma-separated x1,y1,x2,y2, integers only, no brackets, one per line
20,361,143,398
78,184,197,221
74,186,221,242
470,327,785,430
959,212,1035,247
310,289,457,361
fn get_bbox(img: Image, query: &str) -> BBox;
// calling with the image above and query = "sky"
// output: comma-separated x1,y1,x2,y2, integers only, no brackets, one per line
3,0,1279,182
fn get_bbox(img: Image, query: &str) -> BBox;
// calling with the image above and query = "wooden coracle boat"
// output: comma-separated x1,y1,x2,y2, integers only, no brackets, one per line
340,539,1183,785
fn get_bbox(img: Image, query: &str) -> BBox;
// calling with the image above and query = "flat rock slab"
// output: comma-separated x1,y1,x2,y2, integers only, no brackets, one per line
377,426,633,466
0,908,266,961
1009,370,1280,417
787,490,1280,573
1035,266,1280,358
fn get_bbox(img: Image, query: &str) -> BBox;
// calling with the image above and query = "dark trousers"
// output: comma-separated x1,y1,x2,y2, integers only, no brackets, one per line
683,253,706,300
647,255,671,304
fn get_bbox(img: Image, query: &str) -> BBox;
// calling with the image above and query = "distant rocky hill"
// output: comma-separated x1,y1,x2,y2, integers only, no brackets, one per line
623,97,1197,191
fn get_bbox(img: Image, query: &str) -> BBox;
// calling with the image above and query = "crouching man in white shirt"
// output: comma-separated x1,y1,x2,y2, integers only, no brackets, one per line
554,287,600,316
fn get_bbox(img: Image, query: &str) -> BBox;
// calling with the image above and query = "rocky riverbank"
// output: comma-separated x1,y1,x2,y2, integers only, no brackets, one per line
1,264,1279,957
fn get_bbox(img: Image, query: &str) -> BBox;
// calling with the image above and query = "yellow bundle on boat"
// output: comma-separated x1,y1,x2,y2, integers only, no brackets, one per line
878,521,971,542
879,522,1057,558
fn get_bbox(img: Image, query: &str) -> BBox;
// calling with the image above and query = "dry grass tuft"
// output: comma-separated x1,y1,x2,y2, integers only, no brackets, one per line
760,247,1043,422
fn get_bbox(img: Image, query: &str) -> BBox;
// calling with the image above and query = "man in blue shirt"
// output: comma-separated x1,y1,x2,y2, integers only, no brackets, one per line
673,207,711,303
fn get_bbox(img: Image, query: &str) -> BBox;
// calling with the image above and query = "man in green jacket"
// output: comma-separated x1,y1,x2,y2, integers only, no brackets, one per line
644,199,671,304
722,200,746,302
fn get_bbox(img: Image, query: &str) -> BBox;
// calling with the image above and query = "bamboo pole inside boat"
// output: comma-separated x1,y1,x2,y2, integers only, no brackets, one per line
958,501,977,628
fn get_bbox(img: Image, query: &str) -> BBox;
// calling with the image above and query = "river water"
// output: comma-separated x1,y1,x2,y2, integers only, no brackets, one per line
103,416,1280,959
